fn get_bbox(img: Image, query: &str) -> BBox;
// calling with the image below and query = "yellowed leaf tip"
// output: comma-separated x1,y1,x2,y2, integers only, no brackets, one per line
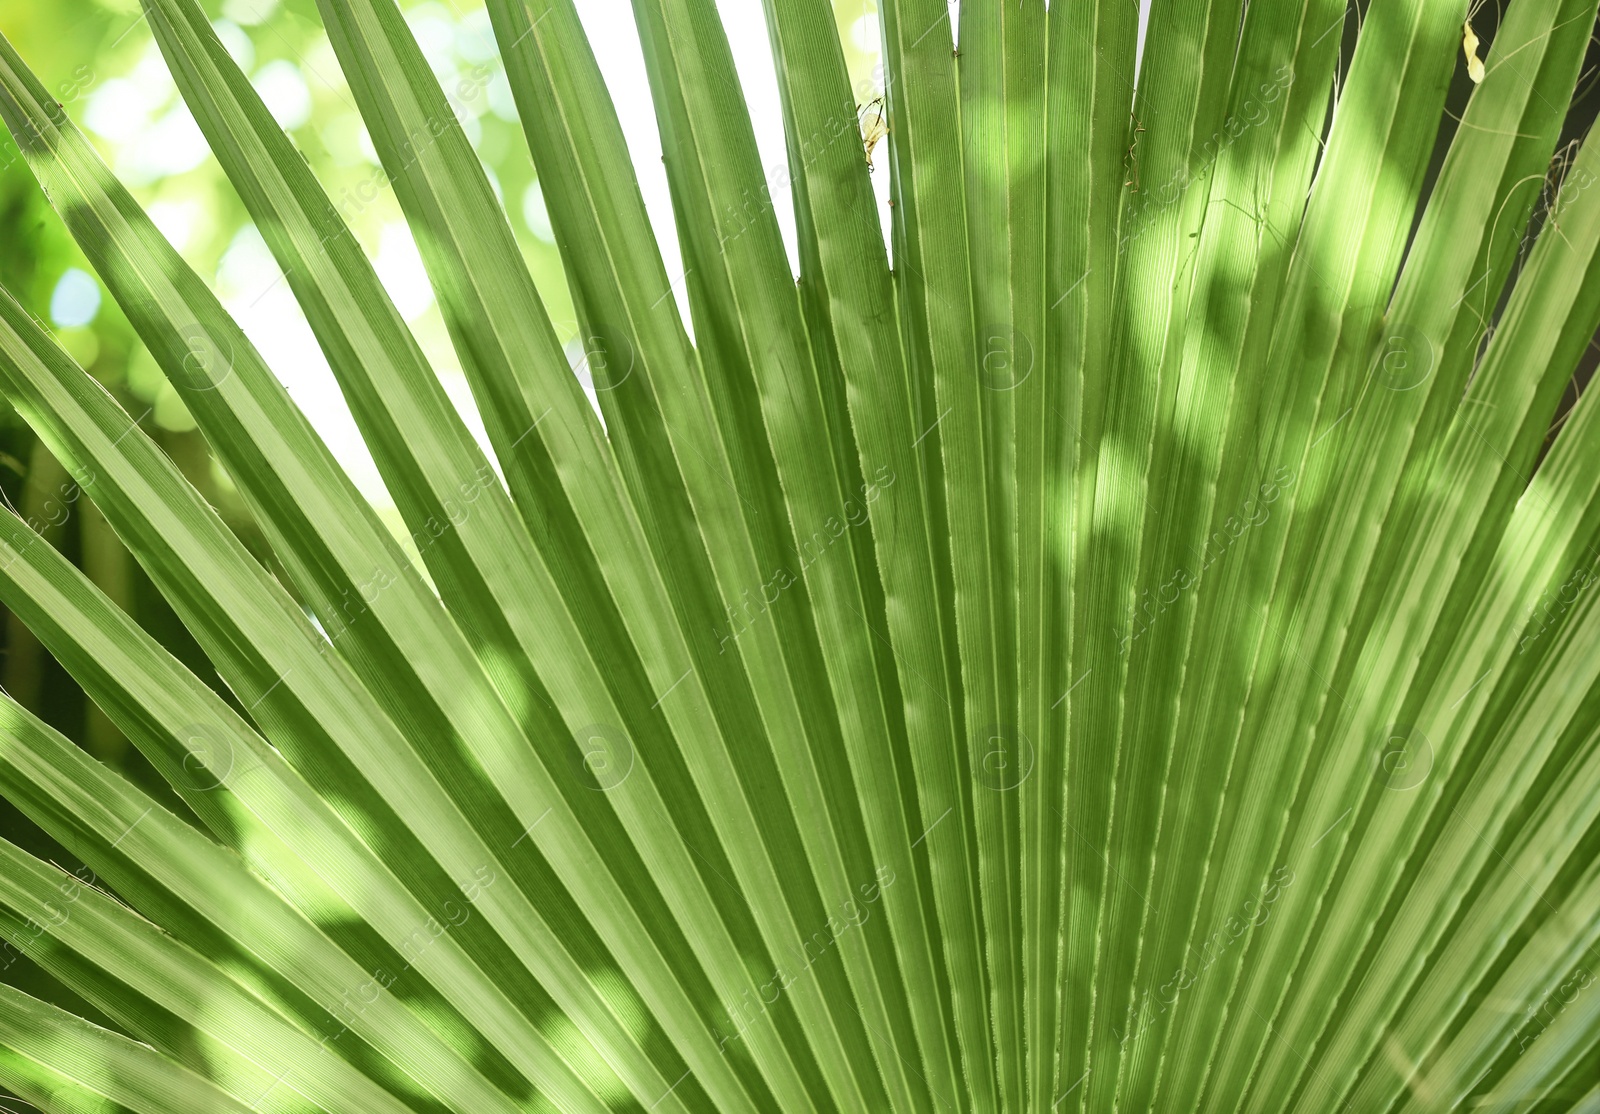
859,98,888,171
1463,21,1485,84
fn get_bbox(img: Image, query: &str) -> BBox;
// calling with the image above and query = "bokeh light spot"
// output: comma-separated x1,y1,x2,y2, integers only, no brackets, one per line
49,268,102,328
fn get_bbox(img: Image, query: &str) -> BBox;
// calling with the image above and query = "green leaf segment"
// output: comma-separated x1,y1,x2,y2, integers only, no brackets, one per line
0,0,1598,1109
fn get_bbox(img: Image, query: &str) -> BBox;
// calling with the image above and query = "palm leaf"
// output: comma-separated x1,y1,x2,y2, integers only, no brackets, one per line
0,0,1597,1110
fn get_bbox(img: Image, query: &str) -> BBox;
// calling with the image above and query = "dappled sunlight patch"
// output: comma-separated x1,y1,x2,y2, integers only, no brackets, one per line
588,966,654,1045
0,0,1598,1110
542,1013,633,1107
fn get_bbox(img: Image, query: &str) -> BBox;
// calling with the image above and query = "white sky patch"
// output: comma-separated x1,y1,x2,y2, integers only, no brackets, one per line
567,337,605,421
437,365,494,464
521,180,555,243
715,0,799,276
299,33,351,105
374,222,437,323
222,0,280,26
146,200,204,253
573,0,689,328
130,37,175,94
319,112,376,167
575,0,803,292
211,19,256,72
1136,0,1152,85
455,8,500,64
118,102,211,185
851,12,880,52
486,69,519,122
404,3,461,75
357,120,381,164
871,130,893,264
252,60,312,131
851,8,895,263
84,77,162,142
215,224,280,304
215,225,392,508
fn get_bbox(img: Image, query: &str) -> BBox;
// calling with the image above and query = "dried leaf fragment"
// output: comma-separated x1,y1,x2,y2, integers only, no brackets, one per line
859,98,888,171
1463,21,1485,84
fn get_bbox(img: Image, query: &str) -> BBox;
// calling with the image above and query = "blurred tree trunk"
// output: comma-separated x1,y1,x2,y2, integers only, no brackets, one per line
79,492,129,764
3,438,66,712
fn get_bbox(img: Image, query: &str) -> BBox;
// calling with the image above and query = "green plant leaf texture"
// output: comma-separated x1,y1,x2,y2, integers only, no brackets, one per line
0,0,1598,1108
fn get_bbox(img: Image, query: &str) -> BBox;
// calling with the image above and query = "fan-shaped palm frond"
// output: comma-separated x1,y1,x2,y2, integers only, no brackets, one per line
0,0,1597,1110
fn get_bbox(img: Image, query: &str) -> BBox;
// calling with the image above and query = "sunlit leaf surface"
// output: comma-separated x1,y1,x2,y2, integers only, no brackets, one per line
0,0,1598,1110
